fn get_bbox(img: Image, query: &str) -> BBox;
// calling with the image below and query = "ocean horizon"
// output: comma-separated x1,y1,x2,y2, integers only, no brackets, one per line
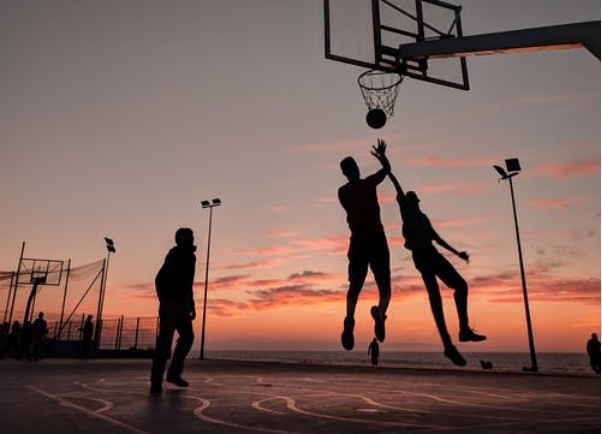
202,350,597,376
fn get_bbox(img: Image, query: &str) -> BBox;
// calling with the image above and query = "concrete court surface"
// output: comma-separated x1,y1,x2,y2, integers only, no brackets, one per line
0,358,599,434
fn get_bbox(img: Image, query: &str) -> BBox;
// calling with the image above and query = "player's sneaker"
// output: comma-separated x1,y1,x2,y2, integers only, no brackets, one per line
370,306,387,342
166,375,189,387
459,328,487,342
444,345,467,366
341,317,355,351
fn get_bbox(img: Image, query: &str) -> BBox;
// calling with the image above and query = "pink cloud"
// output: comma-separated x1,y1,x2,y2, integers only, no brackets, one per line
289,237,349,255
431,217,489,227
528,196,595,210
417,183,486,195
404,156,491,168
233,246,296,257
221,258,284,270
531,159,600,179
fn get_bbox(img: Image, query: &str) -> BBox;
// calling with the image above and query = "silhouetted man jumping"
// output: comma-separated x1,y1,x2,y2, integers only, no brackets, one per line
150,227,197,393
388,168,485,366
338,139,391,350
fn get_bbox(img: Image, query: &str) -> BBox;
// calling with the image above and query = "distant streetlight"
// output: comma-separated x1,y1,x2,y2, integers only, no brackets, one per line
199,198,221,360
95,237,115,349
493,158,538,373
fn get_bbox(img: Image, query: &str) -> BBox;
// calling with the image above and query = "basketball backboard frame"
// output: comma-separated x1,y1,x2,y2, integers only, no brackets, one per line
324,0,470,90
17,258,64,287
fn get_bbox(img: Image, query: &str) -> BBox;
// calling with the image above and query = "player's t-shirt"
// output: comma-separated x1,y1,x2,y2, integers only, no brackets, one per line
398,195,436,252
339,174,385,235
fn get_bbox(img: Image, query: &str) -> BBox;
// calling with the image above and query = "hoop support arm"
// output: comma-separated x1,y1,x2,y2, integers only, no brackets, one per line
397,21,600,61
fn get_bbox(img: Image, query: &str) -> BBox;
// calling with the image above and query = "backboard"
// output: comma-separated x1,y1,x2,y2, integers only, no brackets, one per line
17,258,64,286
324,0,469,90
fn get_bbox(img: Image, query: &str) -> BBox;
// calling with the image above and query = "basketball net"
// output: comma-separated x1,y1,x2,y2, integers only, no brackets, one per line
358,69,404,117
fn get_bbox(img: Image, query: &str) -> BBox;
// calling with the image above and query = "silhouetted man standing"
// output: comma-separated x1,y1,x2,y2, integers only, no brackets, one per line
30,311,48,361
338,140,391,351
388,169,486,366
586,333,600,374
150,228,197,393
78,315,94,359
368,337,380,366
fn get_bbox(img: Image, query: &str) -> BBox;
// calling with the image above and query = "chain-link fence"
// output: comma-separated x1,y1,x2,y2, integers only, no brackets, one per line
1,312,158,358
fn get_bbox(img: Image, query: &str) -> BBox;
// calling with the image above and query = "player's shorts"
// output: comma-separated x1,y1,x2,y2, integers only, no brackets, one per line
347,232,391,286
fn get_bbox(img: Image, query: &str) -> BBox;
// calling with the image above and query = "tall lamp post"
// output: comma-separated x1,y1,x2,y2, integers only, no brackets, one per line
199,198,221,360
95,237,115,350
493,158,537,372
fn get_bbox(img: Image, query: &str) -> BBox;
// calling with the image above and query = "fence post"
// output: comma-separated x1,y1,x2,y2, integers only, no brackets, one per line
114,316,121,350
134,317,140,350
118,315,124,350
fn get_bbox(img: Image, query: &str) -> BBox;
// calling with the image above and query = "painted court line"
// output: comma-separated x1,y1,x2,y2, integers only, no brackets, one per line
27,385,151,434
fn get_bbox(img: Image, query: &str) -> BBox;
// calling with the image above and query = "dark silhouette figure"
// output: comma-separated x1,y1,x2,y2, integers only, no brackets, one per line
586,333,600,374
388,169,486,367
338,140,392,351
19,321,32,360
78,315,94,359
150,227,197,393
368,338,380,366
30,312,48,361
0,321,21,359
480,359,493,370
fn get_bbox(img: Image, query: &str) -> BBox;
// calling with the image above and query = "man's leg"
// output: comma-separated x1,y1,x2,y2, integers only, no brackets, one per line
436,254,486,342
150,310,176,392
421,273,453,349
342,238,369,350
414,252,466,366
166,316,194,386
369,235,391,342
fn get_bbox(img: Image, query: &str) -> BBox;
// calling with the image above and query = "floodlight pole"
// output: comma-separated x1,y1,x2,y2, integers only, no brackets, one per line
496,165,538,372
3,271,15,324
95,238,115,350
57,259,71,340
8,242,26,325
199,198,221,360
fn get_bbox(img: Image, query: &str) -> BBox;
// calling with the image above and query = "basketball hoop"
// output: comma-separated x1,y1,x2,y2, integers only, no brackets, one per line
358,69,403,129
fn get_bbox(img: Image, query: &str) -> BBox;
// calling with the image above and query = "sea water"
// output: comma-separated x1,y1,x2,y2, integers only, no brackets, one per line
204,350,596,375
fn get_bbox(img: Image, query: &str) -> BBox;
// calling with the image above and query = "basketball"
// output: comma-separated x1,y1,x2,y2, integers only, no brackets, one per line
366,108,387,129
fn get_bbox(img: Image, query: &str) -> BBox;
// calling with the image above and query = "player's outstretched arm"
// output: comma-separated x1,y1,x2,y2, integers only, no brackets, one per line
433,230,470,263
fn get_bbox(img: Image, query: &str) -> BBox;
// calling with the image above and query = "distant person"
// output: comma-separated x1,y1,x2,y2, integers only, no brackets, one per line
0,321,21,359
480,359,493,370
78,315,94,359
150,227,197,393
19,321,32,360
387,168,486,367
338,139,392,351
30,312,48,361
368,338,380,366
586,333,600,374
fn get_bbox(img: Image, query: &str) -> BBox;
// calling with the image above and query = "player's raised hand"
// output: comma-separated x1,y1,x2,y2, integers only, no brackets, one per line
371,139,387,158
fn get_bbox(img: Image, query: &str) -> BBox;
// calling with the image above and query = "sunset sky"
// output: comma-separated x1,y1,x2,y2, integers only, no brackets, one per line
0,0,599,354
